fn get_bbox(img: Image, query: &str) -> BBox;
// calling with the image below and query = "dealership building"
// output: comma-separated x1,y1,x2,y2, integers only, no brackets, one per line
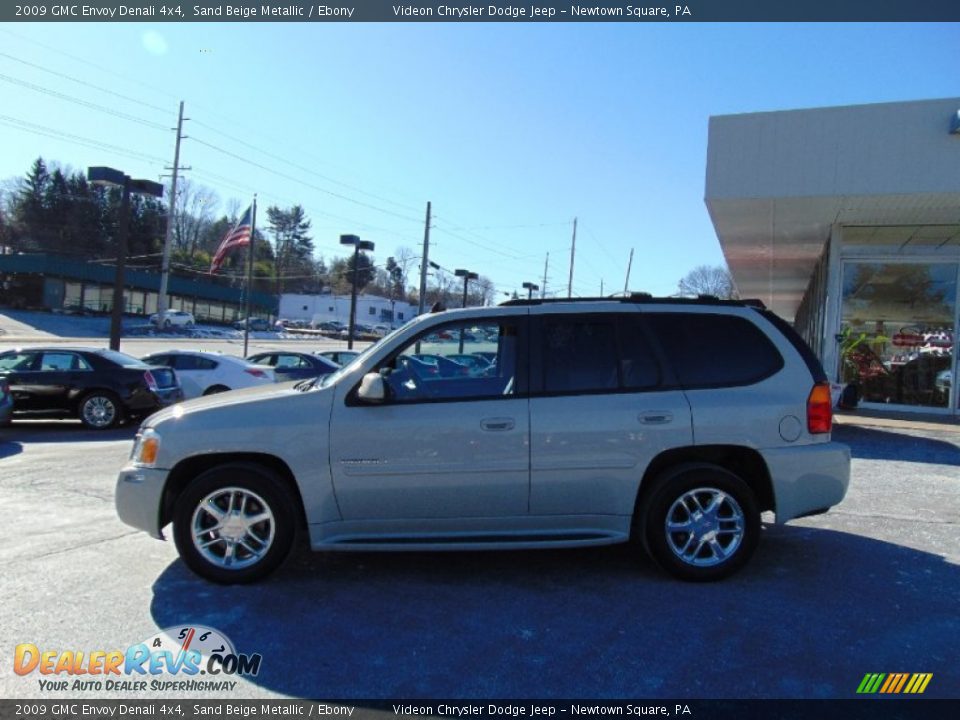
706,97,960,414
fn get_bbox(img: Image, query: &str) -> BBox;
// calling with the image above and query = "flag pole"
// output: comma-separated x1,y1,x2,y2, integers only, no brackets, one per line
243,195,257,357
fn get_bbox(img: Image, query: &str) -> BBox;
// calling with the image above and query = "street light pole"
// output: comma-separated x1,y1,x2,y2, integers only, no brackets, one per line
455,268,478,353
455,268,478,308
109,179,132,352
88,167,163,351
340,234,375,350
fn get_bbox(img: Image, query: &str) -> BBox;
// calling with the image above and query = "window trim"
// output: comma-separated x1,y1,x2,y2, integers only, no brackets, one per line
345,316,529,407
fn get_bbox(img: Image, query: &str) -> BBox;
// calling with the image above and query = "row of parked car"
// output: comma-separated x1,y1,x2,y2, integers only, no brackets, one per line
0,347,363,429
148,310,275,332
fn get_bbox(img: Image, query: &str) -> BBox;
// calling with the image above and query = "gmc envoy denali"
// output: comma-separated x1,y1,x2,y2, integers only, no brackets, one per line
116,296,850,583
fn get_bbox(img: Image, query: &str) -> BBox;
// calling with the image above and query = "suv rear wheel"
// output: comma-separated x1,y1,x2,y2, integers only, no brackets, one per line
172,463,297,584
643,465,759,581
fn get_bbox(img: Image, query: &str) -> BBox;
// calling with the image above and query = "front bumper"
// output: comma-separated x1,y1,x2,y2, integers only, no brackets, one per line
115,466,171,539
762,441,851,524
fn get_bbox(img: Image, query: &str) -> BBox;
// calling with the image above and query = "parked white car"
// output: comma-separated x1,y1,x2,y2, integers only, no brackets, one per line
149,310,195,329
139,350,274,399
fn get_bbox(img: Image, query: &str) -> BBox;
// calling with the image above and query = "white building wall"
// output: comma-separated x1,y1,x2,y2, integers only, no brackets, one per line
707,97,960,200
279,293,415,328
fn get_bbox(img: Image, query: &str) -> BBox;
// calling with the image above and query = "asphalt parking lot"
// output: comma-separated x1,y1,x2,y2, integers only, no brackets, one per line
1,414,958,701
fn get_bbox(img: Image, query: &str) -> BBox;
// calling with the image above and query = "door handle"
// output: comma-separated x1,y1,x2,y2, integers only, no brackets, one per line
480,417,515,431
639,412,673,425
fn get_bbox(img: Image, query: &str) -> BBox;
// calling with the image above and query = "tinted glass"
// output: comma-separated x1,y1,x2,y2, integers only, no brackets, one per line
645,313,784,387
0,352,37,371
542,318,618,393
618,319,661,389
99,350,147,367
40,353,78,371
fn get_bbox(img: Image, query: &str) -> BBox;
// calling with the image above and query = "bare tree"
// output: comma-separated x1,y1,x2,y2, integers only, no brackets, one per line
677,265,738,299
393,246,417,298
171,178,219,255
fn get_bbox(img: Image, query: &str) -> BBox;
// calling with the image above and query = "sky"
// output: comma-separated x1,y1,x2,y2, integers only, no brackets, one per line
0,21,958,300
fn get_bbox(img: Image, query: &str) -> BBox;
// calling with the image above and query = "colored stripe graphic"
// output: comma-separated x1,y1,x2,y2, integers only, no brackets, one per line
857,672,932,694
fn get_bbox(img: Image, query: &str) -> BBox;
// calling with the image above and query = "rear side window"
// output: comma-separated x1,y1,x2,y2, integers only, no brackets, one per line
645,312,784,388
542,318,619,393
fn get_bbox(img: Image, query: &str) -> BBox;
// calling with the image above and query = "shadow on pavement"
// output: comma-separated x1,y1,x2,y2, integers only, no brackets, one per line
150,526,958,699
0,440,23,459
833,424,960,465
9,420,138,443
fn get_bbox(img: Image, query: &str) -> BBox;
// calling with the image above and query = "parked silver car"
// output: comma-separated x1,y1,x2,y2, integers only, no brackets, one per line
117,297,849,584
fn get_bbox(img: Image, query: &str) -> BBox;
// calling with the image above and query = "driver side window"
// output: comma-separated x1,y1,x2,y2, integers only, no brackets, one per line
379,319,520,403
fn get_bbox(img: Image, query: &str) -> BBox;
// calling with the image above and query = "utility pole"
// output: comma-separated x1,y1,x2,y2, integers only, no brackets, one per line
624,248,634,294
600,278,604,297
542,252,549,299
158,101,187,321
567,216,577,298
417,201,431,316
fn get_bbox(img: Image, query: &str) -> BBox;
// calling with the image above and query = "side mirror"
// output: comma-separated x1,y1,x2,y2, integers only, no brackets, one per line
357,372,386,403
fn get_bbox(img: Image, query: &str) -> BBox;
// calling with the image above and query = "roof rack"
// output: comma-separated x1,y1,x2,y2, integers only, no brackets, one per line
499,293,766,309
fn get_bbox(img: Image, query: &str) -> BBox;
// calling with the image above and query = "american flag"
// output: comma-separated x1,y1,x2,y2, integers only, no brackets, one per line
210,205,253,274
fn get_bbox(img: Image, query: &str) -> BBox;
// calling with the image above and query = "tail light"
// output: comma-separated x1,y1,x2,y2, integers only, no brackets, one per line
143,370,159,392
807,381,833,434
245,368,268,378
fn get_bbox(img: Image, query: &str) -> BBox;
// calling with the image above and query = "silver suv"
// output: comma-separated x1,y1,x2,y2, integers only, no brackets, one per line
116,296,850,583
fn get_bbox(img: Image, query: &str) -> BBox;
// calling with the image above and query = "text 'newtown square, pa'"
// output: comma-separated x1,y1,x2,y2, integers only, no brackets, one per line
391,5,693,18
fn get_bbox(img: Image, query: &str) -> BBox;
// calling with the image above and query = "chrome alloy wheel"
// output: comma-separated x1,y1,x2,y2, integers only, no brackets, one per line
664,487,745,567
191,487,276,570
81,395,117,428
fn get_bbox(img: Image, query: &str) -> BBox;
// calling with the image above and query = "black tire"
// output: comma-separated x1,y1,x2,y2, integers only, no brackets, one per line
172,463,298,584
203,385,230,395
78,390,123,430
642,465,760,582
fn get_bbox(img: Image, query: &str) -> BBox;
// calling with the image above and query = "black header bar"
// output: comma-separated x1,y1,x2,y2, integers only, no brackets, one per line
3,1,960,22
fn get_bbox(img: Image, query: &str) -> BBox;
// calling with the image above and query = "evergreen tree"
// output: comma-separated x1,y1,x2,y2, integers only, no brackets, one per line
266,204,314,295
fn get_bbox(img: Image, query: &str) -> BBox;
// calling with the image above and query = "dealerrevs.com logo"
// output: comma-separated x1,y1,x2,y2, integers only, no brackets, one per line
14,625,262,692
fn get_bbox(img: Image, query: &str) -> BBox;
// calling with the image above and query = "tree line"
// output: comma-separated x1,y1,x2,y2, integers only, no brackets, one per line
0,157,496,307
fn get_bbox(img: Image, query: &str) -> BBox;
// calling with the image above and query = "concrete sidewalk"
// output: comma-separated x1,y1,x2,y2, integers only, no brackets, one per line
835,408,960,434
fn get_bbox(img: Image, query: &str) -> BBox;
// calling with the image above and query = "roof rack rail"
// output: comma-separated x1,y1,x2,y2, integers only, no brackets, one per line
499,295,766,309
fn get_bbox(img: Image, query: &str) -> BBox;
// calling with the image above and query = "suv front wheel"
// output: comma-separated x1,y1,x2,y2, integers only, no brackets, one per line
643,465,760,581
172,463,297,584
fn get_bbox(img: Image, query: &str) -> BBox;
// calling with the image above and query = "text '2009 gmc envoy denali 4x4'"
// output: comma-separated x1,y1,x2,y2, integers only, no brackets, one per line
116,296,850,583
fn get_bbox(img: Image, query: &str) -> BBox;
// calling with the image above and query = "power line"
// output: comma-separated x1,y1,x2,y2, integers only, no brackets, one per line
0,51,171,115
190,136,423,224
189,118,423,216
188,167,418,247
0,28,180,104
0,73,169,131
0,114,168,165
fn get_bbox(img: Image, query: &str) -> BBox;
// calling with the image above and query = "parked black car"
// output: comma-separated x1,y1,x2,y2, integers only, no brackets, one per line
245,351,340,382
0,347,182,429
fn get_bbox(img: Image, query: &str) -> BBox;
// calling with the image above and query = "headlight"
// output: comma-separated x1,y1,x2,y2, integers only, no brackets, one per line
130,427,161,467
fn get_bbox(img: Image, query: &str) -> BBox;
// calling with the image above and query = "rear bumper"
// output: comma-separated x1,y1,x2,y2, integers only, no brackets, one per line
115,466,170,539
762,441,851,524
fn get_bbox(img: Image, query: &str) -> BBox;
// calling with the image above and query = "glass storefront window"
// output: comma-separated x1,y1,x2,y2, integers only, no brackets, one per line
840,262,956,408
